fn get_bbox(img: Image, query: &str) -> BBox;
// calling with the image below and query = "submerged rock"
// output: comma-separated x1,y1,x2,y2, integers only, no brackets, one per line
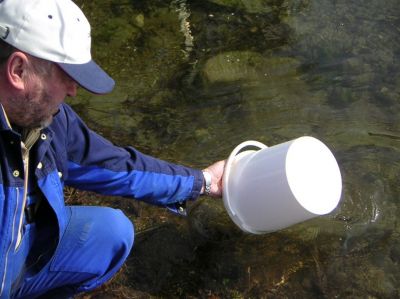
202,51,300,84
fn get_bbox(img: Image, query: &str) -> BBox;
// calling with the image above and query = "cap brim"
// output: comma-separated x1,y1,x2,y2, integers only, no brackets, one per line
57,60,115,94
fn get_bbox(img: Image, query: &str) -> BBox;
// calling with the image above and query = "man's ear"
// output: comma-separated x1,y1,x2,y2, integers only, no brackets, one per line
6,51,29,90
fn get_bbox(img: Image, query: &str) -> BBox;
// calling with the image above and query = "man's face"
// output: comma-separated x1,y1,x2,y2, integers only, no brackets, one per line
7,61,78,129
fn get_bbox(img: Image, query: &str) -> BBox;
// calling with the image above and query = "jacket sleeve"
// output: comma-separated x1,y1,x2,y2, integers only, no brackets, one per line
61,104,203,207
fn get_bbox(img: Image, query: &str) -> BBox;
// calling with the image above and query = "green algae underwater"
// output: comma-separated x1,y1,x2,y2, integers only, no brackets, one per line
71,0,400,298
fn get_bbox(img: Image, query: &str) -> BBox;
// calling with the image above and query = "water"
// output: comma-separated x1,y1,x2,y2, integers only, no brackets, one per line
71,0,400,297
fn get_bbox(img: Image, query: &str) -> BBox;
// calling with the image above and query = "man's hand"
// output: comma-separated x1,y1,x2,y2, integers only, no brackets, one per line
202,160,226,198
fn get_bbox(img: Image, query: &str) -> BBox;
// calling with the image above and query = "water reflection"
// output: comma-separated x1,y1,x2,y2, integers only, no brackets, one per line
72,0,400,297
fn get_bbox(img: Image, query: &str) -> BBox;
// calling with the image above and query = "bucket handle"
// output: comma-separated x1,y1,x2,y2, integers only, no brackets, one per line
223,140,268,216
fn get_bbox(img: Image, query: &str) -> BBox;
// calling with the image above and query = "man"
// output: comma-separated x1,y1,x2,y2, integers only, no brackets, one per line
0,0,225,298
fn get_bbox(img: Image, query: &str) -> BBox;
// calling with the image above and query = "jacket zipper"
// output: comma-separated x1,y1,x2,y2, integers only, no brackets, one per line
0,187,20,296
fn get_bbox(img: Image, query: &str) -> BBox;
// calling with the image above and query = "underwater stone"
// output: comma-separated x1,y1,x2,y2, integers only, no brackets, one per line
134,14,145,28
202,51,300,84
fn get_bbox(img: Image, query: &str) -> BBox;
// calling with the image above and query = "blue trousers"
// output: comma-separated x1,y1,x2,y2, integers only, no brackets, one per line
12,206,134,299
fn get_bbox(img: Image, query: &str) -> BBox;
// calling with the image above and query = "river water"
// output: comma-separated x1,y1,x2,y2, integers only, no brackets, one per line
72,0,400,298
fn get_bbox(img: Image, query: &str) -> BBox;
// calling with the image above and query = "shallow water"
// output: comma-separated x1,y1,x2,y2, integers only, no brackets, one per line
72,0,400,297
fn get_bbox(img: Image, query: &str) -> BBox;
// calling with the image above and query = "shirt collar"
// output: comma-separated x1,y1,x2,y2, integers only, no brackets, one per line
0,104,13,131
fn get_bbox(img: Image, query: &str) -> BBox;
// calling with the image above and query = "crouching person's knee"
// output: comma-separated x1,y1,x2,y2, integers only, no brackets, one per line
75,206,135,292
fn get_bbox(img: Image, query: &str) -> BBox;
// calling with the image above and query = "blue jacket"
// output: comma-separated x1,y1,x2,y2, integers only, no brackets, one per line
0,103,203,297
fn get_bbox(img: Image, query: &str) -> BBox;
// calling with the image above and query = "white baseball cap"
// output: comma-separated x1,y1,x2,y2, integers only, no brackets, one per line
0,0,115,94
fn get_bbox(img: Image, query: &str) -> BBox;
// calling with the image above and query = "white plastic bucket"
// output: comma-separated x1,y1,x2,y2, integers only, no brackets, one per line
222,136,342,234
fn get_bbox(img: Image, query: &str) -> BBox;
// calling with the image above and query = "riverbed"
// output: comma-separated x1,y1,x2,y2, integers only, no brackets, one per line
73,0,400,298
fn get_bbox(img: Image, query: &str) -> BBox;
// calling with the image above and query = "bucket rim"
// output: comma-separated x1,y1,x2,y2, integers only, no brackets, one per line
222,140,268,233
